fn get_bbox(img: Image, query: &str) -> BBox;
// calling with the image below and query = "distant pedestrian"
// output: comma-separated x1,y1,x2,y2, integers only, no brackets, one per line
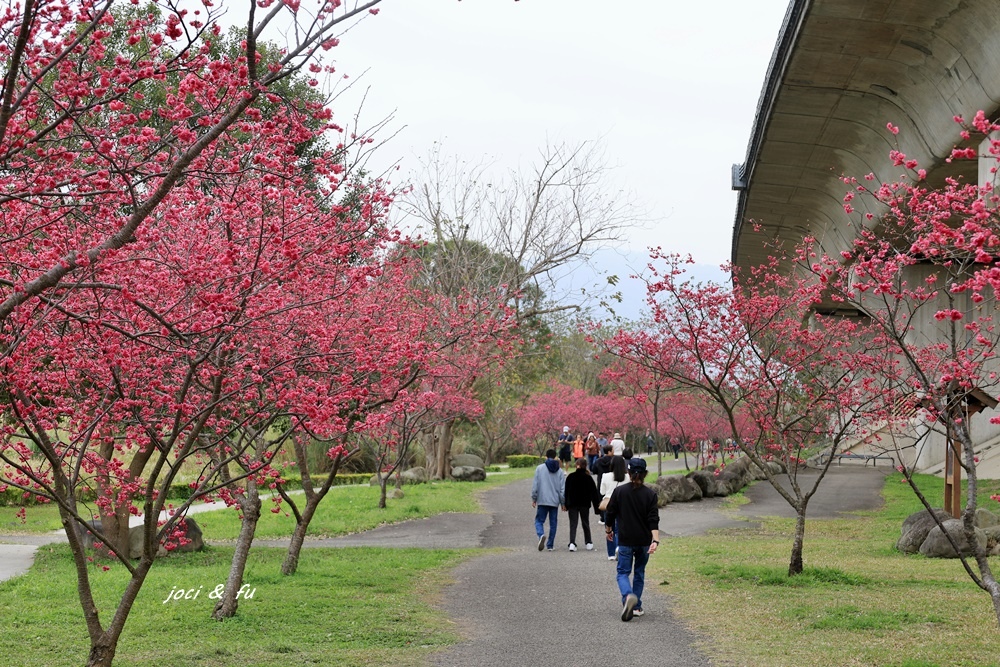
585,432,600,471
604,457,660,621
645,430,655,456
572,434,585,461
670,436,680,460
564,458,601,551
558,427,573,472
532,449,566,551
610,432,625,456
599,456,629,561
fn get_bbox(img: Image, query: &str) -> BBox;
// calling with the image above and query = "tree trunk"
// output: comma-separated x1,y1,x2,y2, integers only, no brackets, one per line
212,481,261,620
424,420,455,480
87,641,117,667
281,497,321,576
788,507,806,576
378,474,389,509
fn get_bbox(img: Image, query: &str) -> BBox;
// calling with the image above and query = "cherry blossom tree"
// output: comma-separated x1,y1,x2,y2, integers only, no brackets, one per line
0,0,386,330
795,112,1000,624
512,381,641,454
601,252,885,575
401,141,639,476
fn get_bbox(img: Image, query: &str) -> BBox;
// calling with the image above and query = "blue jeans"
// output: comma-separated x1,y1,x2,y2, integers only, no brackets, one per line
616,544,650,609
534,505,558,549
605,518,618,557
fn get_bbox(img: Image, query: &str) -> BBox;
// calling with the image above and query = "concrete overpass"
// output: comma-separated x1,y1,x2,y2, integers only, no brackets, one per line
731,0,1000,474
732,0,1000,272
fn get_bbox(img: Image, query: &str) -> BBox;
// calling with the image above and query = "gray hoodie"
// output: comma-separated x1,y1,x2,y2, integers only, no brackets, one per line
531,458,566,507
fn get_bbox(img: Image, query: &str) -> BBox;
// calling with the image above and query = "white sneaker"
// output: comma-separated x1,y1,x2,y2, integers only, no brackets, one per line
585,543,594,551
608,555,615,560
568,543,577,552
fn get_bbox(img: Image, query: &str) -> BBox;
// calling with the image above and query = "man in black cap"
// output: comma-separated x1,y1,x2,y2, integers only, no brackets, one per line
604,456,659,621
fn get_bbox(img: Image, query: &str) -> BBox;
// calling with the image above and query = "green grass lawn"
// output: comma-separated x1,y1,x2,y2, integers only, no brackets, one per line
0,544,470,667
653,473,1000,667
196,469,534,541
0,468,534,537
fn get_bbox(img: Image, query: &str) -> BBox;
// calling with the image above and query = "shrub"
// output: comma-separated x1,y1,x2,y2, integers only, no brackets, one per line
506,455,543,468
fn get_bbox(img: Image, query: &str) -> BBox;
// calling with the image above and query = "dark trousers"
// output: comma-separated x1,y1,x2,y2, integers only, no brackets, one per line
567,505,592,546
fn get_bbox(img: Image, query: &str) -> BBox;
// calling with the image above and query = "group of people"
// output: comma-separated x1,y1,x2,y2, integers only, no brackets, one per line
531,430,659,623
555,427,626,472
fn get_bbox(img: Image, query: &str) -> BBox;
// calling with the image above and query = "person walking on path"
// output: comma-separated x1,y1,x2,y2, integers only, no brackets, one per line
604,457,660,621
531,449,566,551
610,432,626,456
599,456,629,560
572,433,585,461
564,457,601,551
585,432,600,471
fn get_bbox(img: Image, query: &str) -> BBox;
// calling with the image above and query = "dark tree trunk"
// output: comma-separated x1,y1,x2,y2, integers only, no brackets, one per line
788,508,806,576
378,474,389,509
281,498,320,576
212,480,261,620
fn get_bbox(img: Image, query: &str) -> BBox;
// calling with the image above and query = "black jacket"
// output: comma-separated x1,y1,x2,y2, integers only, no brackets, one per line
605,482,659,547
564,469,602,510
592,454,613,477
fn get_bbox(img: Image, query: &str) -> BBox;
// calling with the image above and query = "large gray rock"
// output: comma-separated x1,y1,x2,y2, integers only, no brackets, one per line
75,519,102,550
451,453,486,469
717,458,755,496
686,470,718,498
982,525,1000,551
897,508,953,554
975,508,1000,529
918,519,987,558
400,467,427,485
451,465,486,482
128,517,204,559
653,475,702,506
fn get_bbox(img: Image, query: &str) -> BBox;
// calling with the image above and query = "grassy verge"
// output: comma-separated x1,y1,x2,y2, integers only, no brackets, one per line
0,544,470,667
0,468,535,537
653,473,1000,667
195,468,534,541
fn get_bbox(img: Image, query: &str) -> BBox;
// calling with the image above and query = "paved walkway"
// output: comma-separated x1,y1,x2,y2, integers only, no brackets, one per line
0,458,887,666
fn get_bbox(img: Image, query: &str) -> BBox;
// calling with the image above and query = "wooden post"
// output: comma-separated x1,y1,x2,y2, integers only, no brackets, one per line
944,435,961,519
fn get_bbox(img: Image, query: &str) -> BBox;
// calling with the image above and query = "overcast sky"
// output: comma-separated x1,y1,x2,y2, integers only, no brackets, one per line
323,0,791,317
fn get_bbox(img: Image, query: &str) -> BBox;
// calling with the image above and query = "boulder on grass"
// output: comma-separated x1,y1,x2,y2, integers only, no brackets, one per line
976,508,1000,529
400,467,427,485
390,488,405,500
686,470,718,498
653,475,702,506
896,508,954,554
451,453,486,470
128,517,204,560
451,465,486,482
74,519,102,550
918,519,987,558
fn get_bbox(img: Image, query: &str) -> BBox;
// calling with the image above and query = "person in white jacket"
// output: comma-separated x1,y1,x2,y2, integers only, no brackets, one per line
609,433,626,456
599,456,629,560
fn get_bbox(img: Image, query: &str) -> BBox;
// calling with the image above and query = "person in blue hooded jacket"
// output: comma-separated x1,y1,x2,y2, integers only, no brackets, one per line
531,449,566,551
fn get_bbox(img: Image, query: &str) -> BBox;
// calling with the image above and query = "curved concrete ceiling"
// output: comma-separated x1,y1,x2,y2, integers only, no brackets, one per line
732,0,1000,272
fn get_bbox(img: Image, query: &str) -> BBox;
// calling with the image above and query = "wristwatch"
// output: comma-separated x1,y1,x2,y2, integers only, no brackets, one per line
651,540,660,545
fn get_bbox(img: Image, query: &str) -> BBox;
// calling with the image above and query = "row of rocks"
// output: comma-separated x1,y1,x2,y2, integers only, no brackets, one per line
897,507,1000,558
76,517,205,559
369,453,489,488
652,457,785,507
